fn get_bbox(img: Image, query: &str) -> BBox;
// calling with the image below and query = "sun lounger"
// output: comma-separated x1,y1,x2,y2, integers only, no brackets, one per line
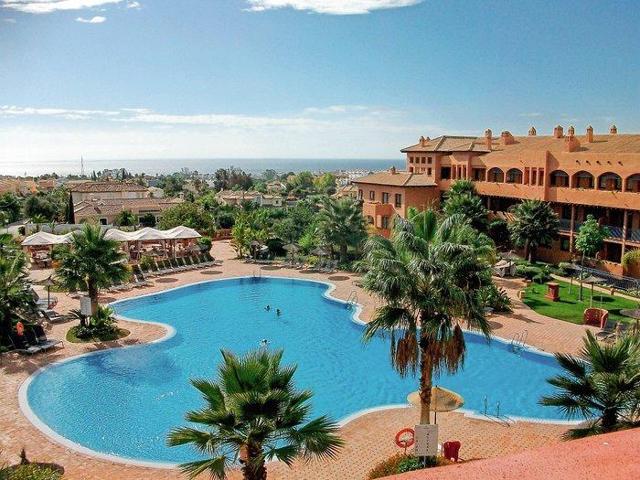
41,309,66,323
10,334,44,355
32,324,64,350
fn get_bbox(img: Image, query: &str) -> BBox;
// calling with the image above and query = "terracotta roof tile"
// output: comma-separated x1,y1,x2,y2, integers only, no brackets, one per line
69,181,148,193
353,172,436,187
74,198,181,216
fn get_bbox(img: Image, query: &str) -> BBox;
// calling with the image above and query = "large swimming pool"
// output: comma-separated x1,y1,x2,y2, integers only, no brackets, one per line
23,277,566,465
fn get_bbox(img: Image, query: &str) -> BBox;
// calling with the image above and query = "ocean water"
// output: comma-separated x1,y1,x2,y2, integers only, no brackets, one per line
26,277,566,464
8,158,405,176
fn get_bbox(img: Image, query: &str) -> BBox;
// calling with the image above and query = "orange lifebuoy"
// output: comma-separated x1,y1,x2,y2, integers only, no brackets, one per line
395,428,415,448
16,322,25,336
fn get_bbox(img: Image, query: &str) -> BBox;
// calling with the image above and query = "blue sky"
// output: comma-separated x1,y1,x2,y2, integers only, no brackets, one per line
0,0,639,172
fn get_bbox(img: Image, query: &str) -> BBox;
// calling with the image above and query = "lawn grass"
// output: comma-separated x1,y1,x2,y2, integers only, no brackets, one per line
523,279,640,325
66,326,130,343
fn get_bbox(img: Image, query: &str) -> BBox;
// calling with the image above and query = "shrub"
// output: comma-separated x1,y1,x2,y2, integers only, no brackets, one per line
197,236,212,252
0,464,62,480
368,454,452,479
558,262,576,276
480,284,513,313
217,213,235,229
139,255,156,271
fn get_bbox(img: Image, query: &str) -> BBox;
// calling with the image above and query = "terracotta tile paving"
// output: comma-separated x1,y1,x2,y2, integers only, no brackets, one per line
0,240,597,479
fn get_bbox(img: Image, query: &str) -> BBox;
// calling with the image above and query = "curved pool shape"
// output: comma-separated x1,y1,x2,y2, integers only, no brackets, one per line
24,277,566,465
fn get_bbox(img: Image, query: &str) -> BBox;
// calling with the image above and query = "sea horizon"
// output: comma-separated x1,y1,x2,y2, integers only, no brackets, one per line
2,158,405,177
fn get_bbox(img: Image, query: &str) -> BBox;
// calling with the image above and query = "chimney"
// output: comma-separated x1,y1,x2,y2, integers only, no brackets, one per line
586,125,594,143
484,129,492,150
500,130,515,145
565,126,580,152
610,124,618,135
528,126,537,136
419,136,430,147
553,125,564,138
389,166,397,175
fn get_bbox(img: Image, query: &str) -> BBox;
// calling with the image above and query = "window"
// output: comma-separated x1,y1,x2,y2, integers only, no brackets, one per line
441,167,451,179
369,190,375,201
395,194,402,207
358,189,363,200
381,216,389,229
421,157,426,164
427,157,432,164
100,218,108,225
409,156,414,163
382,192,389,204
427,168,432,176
560,238,570,252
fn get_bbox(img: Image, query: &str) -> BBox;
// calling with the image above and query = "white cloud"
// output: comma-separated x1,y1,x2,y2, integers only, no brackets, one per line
2,0,123,14
126,0,140,8
75,15,106,22
0,105,119,119
244,0,423,15
519,112,543,118
0,104,449,171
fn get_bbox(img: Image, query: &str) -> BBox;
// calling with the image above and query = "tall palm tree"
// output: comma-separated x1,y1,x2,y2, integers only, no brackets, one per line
317,197,366,263
168,349,343,480
54,224,129,319
541,331,640,439
508,200,559,262
361,208,494,424
0,248,36,345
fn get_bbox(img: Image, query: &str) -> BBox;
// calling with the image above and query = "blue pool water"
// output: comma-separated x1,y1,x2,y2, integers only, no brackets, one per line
25,277,566,464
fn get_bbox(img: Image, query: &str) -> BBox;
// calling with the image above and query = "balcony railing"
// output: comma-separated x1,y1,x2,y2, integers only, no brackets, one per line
558,219,571,231
627,229,640,243
604,225,624,239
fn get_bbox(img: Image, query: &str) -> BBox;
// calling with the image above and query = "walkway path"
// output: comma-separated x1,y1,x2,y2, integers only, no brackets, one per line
0,241,598,479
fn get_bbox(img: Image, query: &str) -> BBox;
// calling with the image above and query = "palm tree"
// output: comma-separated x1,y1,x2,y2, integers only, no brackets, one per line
317,197,366,263
54,224,129,319
508,200,559,262
541,331,640,439
0,248,36,345
168,349,343,480
114,209,136,227
361,208,493,424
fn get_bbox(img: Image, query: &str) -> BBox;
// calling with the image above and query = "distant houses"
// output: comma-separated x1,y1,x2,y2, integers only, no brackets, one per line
215,190,285,208
67,181,181,225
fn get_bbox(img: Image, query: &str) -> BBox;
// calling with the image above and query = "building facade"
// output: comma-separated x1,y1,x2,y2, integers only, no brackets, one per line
353,125,640,277
73,197,182,225
68,181,149,204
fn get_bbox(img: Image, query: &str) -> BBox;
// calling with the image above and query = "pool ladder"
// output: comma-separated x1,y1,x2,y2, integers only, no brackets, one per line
346,290,358,309
510,330,528,353
483,396,514,425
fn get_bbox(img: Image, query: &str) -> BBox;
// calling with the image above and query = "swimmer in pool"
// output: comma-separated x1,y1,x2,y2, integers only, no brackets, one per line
265,305,271,311
276,309,281,316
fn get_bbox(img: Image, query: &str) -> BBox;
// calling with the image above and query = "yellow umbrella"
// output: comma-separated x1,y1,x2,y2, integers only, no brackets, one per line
407,386,464,423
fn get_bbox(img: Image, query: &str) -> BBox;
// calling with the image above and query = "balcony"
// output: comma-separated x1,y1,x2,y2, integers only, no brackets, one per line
547,187,640,210
558,219,571,231
627,229,640,244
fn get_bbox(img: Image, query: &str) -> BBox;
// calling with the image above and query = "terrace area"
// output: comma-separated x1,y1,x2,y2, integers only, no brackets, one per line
0,240,623,479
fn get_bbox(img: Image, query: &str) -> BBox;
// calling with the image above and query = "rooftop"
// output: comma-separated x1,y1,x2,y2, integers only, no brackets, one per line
74,197,181,216
402,131,640,155
353,171,437,187
68,181,148,193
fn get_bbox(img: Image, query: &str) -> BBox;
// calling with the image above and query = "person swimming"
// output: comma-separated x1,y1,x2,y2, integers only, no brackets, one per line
265,305,271,311
276,309,281,316
259,339,269,348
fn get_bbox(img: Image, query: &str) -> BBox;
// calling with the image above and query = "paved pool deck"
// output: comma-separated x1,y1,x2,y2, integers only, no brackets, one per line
0,240,602,479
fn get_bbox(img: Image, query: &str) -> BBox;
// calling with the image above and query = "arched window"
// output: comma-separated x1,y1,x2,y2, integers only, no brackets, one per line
625,174,640,193
487,167,504,183
506,168,523,184
572,171,594,189
598,172,622,191
550,170,569,187
366,215,374,225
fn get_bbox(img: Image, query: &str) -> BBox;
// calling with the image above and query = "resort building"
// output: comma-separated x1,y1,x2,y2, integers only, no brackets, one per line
73,197,183,225
216,190,284,207
353,125,640,277
68,181,149,204
0,177,38,195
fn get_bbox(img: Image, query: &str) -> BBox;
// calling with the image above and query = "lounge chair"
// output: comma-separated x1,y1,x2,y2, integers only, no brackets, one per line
10,333,43,355
31,288,58,310
41,309,66,323
131,274,150,288
584,308,609,329
32,324,64,350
